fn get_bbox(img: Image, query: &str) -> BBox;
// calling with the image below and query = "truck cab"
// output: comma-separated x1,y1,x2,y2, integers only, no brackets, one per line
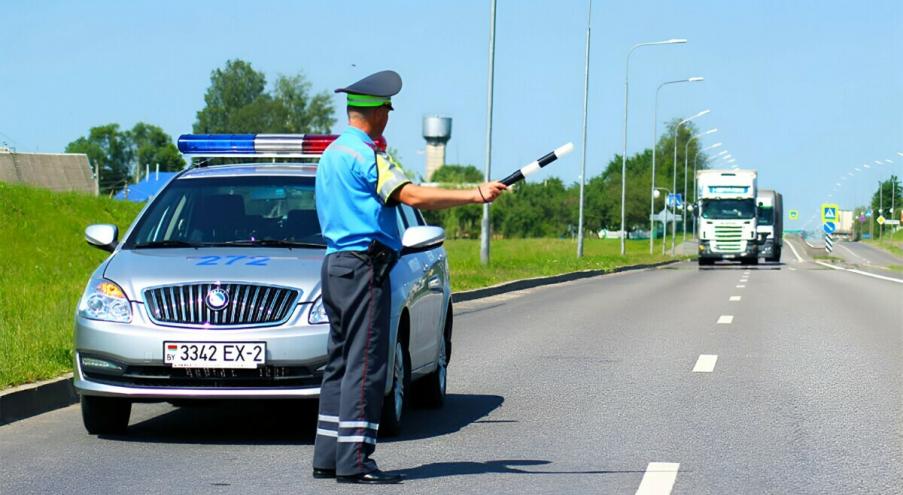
756,189,783,262
696,169,760,265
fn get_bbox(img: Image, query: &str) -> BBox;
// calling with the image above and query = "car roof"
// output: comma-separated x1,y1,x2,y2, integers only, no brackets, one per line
178,163,318,179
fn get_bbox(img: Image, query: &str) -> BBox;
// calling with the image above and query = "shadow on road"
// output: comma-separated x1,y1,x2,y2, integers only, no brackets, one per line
697,261,783,270
108,393,503,446
394,459,647,480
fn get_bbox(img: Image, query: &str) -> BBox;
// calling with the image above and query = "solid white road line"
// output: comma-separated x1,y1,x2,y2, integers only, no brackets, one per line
814,261,903,284
692,355,718,372
717,315,734,324
635,462,680,495
838,243,869,263
729,296,741,301
736,284,746,288
786,239,804,263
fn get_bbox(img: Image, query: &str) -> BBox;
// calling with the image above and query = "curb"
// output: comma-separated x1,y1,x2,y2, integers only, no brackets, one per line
1,373,77,426
452,258,681,303
1,258,682,426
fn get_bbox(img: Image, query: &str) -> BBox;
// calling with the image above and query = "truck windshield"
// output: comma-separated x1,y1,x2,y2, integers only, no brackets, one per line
757,206,774,226
701,199,756,220
124,175,324,249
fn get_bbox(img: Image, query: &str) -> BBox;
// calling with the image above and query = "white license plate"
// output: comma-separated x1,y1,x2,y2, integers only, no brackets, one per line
723,254,736,259
164,342,265,369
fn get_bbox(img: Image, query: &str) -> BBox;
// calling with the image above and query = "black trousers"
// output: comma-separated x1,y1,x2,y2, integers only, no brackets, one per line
312,251,391,476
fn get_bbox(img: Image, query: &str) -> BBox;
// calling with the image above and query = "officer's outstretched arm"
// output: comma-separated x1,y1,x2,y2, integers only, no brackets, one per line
392,182,507,210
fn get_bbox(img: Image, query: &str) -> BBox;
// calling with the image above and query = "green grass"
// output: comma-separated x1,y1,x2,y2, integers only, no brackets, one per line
813,255,843,262
886,264,903,273
444,238,674,291
0,183,142,388
864,228,903,258
0,182,677,388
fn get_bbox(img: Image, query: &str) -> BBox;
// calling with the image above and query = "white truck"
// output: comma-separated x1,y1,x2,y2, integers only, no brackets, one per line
834,210,854,240
756,189,783,262
696,169,761,265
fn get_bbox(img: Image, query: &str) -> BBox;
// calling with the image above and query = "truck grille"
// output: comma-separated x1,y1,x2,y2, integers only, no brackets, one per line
713,225,743,253
144,283,300,327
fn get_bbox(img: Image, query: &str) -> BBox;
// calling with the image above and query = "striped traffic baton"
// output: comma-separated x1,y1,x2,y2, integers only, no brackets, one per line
499,143,575,186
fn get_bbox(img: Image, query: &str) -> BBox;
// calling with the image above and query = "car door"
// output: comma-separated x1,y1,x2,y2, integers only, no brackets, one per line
401,206,446,372
395,205,430,371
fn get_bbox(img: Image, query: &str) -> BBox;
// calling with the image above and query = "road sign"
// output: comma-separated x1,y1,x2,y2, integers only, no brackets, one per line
823,221,836,234
821,203,839,223
666,193,682,208
885,219,901,225
877,215,886,225
858,214,867,223
788,209,799,220
825,232,833,254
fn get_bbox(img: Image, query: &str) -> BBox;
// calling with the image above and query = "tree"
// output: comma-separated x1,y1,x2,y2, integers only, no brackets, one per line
127,122,185,172
65,124,132,195
870,175,901,238
193,59,335,134
422,164,484,239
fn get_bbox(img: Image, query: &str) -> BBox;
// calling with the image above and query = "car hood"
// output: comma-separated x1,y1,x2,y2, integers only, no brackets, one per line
103,248,324,303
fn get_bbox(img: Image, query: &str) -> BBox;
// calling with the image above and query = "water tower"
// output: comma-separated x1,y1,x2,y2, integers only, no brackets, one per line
422,116,452,181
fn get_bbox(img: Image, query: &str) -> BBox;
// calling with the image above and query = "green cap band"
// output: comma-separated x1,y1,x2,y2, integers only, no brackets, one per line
347,93,392,107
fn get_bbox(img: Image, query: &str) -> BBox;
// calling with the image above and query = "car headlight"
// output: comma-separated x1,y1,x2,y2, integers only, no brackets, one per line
77,277,132,323
308,296,329,325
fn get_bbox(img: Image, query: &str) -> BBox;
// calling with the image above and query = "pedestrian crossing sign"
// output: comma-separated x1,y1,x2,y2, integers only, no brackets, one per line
820,203,839,223
788,209,799,220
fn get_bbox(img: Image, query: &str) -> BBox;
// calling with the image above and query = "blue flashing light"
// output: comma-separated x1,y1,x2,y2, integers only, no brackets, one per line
178,134,256,154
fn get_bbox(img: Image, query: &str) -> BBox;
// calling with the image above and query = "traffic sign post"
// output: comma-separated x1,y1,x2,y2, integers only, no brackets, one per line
788,209,799,220
821,203,839,224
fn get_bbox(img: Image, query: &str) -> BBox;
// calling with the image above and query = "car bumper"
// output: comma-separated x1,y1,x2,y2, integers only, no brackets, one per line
74,302,328,399
698,240,758,259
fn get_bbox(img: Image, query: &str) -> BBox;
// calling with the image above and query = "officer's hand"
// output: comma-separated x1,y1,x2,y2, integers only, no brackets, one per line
475,182,508,204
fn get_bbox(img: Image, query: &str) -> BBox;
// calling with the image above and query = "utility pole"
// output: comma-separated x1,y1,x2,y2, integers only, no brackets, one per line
577,0,592,258
480,0,497,266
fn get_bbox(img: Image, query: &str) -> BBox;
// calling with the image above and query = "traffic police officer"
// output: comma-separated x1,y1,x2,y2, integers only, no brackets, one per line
312,70,506,484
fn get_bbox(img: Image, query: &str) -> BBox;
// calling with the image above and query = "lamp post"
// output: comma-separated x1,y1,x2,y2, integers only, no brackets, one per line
576,0,592,258
671,109,710,255
653,187,671,255
480,0,497,266
683,128,717,241
691,142,722,240
621,38,688,256
648,76,704,254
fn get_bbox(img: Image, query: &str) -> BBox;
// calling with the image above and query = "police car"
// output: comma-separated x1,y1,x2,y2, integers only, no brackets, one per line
74,134,452,436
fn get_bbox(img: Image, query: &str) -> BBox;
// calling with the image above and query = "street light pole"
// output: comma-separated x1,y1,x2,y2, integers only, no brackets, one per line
621,38,687,256
671,109,710,255
577,0,592,258
653,187,671,255
649,77,703,254
683,128,717,242
480,0,497,266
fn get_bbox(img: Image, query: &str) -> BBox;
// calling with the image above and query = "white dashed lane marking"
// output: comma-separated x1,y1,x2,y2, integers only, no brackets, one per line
729,296,741,301
692,355,718,372
736,285,746,288
717,315,734,324
635,462,680,495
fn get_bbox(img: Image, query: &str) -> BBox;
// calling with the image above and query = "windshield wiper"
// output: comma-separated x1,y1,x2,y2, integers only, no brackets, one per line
132,240,206,249
215,239,325,249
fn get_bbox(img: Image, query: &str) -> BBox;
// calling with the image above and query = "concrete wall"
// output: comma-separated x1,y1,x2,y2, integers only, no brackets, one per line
0,151,96,195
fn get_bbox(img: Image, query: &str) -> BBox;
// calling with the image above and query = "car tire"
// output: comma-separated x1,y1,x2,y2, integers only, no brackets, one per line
698,258,713,266
417,329,449,409
380,340,409,437
81,395,131,435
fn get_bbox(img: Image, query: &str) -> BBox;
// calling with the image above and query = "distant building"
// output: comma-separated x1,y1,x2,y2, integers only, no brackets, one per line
115,171,178,202
0,150,96,195
423,116,452,181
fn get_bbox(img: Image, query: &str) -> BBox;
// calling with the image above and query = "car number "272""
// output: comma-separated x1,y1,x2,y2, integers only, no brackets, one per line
192,255,270,266
164,342,266,369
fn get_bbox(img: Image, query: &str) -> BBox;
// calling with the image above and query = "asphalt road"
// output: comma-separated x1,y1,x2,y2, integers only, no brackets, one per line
2,248,901,494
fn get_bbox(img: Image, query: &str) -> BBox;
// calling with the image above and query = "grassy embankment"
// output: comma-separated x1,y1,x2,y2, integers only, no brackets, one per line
0,183,142,388
864,228,903,259
0,182,675,388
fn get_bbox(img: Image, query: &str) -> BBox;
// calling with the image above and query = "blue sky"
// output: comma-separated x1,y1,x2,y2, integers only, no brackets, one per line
2,0,900,224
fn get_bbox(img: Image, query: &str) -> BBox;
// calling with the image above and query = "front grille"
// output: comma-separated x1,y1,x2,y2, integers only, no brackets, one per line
713,225,744,253
144,283,300,327
83,364,322,389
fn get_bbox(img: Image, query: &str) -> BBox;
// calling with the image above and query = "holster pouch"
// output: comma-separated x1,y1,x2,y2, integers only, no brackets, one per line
353,240,399,285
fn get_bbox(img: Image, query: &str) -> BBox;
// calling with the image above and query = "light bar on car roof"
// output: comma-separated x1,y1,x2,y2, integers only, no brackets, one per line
177,134,387,157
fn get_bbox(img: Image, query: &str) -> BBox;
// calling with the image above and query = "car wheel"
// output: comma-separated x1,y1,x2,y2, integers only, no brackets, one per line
380,340,408,437
81,395,131,435
417,331,448,409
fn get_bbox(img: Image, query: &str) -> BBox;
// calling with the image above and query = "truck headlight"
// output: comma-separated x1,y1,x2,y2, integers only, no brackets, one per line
308,296,329,325
77,277,132,323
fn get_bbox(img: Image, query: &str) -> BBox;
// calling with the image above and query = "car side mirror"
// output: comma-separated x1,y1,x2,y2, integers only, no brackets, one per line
401,226,445,255
85,224,119,252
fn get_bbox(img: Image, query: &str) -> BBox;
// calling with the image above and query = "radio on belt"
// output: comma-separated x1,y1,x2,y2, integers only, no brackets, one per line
499,142,575,186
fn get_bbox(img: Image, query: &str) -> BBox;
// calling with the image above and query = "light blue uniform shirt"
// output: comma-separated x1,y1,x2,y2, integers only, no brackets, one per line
315,126,411,254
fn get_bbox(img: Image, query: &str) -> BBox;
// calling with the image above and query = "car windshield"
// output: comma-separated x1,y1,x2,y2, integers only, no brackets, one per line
757,206,774,226
125,175,324,248
701,199,756,220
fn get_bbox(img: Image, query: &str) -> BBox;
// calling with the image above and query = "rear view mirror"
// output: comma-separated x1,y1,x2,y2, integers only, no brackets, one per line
85,224,119,252
401,226,445,254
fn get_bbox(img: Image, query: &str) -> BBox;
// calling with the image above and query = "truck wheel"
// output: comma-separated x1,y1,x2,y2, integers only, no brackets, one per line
769,247,782,262
698,258,713,266
81,395,131,435
380,340,409,437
